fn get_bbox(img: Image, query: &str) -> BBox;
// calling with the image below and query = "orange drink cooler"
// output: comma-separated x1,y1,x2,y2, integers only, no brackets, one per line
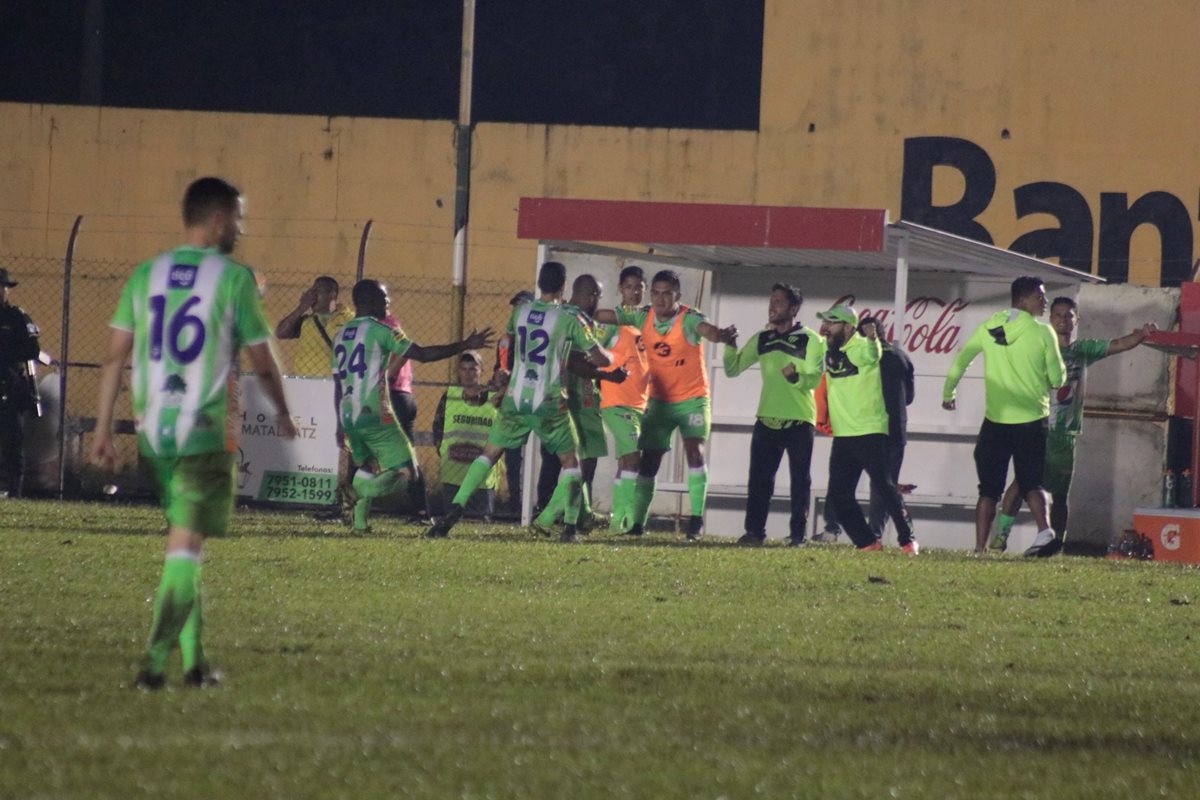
1131,508,1200,564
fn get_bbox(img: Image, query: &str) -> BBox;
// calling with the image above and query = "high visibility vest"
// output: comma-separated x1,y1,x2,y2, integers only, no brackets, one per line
600,325,650,411
642,306,708,403
439,387,500,488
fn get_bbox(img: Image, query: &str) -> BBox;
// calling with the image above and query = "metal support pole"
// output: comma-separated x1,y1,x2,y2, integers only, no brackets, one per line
450,0,476,349
58,215,83,498
892,231,910,343
356,219,373,283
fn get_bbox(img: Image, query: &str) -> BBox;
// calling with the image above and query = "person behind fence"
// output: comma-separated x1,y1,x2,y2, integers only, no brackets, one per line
334,280,493,533
991,297,1156,554
427,261,614,542
820,304,918,554
863,315,916,542
723,283,825,547
385,309,430,522
92,176,298,690
432,350,500,520
594,269,737,540
942,275,1065,556
0,267,42,498
275,275,355,376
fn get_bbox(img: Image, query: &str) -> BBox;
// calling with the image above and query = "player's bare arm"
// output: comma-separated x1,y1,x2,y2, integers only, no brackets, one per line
1108,322,1159,355
246,341,298,439
586,343,614,369
90,328,135,471
274,286,317,339
593,309,619,325
406,327,496,363
698,320,738,345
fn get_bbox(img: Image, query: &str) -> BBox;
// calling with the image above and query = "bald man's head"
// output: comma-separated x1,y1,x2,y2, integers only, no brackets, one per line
570,273,602,315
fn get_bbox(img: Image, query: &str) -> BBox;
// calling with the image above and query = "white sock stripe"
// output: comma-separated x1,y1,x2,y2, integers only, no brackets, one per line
165,551,201,563
473,456,492,467
688,466,707,475
620,470,639,480
562,467,583,478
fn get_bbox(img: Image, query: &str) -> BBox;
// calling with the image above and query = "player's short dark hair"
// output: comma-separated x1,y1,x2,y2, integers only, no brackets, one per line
182,177,240,226
619,265,646,284
314,275,339,294
651,270,681,291
1050,296,1077,313
771,283,803,307
351,279,385,308
1010,276,1044,306
537,261,567,293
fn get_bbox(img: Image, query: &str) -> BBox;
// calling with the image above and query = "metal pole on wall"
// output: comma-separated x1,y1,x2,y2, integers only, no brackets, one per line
356,219,373,282
450,0,476,363
58,215,83,498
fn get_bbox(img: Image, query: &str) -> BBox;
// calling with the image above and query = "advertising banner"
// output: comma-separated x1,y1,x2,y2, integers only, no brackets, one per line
235,375,339,504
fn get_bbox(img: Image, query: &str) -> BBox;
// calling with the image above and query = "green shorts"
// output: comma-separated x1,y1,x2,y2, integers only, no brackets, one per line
570,403,609,460
1043,429,1077,498
345,423,415,472
488,396,579,455
147,452,236,538
639,396,711,452
602,406,645,458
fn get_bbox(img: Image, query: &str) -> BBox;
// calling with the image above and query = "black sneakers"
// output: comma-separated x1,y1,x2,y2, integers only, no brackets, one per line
426,504,462,539
183,666,221,688
559,525,578,543
685,515,704,541
737,532,766,547
133,670,165,691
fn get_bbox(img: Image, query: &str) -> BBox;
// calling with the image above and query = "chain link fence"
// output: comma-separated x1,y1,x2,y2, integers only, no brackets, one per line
2,221,529,512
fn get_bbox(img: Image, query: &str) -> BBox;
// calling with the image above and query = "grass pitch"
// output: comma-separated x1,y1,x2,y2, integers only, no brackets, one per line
2,499,1199,799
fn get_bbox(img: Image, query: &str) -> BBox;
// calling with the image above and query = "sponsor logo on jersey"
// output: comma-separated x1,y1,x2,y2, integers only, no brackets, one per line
653,342,672,358
163,374,188,393
527,310,545,325
168,264,198,289
342,326,358,341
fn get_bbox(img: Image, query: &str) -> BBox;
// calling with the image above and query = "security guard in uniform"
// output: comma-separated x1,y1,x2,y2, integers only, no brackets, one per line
0,268,43,497
432,351,500,519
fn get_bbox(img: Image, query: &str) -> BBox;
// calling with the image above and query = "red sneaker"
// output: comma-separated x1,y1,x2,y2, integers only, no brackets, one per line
858,541,883,552
901,541,920,556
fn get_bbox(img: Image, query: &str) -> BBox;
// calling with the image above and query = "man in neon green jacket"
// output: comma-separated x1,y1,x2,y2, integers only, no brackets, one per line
943,276,1066,555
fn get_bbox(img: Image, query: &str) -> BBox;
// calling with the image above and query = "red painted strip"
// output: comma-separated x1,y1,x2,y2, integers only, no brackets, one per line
517,197,886,252
1175,283,1200,418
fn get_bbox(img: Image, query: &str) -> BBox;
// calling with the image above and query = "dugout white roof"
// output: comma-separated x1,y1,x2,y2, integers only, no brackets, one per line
516,197,1103,335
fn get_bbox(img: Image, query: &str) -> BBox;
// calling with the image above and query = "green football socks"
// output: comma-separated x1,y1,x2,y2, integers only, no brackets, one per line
452,457,494,507
178,565,205,673
560,468,584,525
143,552,199,676
687,466,709,517
352,468,404,530
998,512,1016,536
631,475,656,528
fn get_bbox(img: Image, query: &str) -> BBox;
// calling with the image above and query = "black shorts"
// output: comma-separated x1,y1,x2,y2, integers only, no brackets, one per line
973,417,1047,501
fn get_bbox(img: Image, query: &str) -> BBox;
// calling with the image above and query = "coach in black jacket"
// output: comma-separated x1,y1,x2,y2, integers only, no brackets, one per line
0,268,42,498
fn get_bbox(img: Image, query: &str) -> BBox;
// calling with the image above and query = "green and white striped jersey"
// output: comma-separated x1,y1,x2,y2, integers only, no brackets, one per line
333,316,413,429
110,245,271,458
505,300,596,414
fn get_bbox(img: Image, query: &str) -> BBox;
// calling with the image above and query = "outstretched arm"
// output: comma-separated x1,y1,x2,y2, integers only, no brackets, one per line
406,327,496,363
593,309,618,325
697,320,738,345
1108,322,1158,355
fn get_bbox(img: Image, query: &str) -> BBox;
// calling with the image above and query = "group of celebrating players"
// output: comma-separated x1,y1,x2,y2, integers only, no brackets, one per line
91,176,1156,688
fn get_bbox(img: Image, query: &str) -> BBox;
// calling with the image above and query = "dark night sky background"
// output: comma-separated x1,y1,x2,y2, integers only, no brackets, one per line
1,0,764,130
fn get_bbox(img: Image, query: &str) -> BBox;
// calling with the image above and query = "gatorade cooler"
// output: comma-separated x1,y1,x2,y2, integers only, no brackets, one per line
1131,508,1200,564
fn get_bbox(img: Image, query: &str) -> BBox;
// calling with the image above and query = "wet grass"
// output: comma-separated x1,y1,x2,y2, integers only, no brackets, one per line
2,499,1199,799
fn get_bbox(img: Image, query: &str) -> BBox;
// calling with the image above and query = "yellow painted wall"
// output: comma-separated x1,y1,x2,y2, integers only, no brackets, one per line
1,0,1197,293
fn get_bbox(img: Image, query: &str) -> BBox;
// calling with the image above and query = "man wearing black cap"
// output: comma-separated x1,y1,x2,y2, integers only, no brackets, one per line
0,268,42,498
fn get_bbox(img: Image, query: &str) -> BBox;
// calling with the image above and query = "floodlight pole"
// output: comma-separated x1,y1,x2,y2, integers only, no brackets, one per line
450,0,476,355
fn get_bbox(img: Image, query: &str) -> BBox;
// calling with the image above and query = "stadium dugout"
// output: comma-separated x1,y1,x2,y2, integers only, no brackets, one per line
516,197,1105,551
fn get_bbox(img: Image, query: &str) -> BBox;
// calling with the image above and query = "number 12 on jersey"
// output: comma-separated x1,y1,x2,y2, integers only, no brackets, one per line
517,325,550,365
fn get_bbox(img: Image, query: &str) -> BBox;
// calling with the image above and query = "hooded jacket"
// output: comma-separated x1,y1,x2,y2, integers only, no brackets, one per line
943,308,1066,424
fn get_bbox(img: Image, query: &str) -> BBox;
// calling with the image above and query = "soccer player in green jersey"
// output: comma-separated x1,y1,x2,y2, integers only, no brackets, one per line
594,270,737,540
943,276,1066,555
991,297,1156,554
334,279,493,533
723,284,825,547
535,273,630,530
427,261,614,542
92,177,298,689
